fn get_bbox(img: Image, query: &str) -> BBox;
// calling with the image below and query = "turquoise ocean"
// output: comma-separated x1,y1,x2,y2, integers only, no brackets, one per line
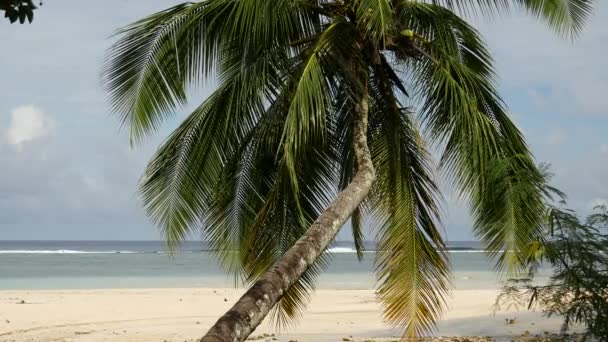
0,241,549,290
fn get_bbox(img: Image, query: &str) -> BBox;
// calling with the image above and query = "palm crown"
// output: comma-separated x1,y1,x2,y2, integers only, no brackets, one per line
103,0,592,339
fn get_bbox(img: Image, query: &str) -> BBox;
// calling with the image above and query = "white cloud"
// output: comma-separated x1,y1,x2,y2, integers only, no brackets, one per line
473,3,608,116
5,105,54,146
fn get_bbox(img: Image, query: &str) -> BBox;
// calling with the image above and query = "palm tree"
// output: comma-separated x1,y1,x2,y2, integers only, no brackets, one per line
102,1,593,341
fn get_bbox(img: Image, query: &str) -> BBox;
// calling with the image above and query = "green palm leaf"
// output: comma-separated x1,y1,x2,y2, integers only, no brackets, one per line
430,0,593,37
519,0,593,37
103,2,222,142
357,0,393,45
282,19,360,193
205,97,339,327
397,2,546,272
369,62,450,336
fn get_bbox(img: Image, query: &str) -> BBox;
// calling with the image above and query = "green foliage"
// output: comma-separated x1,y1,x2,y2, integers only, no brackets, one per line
495,204,608,340
103,0,594,337
429,0,593,37
1,0,39,24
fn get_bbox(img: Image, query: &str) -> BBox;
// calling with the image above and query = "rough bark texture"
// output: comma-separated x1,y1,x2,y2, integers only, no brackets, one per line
199,93,376,342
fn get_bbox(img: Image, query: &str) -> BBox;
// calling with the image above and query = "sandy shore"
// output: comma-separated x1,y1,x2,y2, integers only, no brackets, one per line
0,288,570,342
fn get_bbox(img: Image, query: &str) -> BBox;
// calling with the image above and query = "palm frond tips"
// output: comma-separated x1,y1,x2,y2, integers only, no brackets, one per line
424,0,511,17
472,156,548,273
517,0,594,37
423,0,592,37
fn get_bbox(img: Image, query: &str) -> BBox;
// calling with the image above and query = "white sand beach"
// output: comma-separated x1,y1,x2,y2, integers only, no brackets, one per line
0,288,570,342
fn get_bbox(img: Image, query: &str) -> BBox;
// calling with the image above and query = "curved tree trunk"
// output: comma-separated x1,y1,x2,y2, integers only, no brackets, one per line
200,91,375,342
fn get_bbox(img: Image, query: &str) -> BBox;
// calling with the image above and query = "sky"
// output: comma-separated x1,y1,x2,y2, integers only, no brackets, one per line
0,1,607,241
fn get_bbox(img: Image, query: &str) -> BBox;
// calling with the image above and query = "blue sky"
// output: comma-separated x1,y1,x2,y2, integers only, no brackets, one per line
1,1,607,241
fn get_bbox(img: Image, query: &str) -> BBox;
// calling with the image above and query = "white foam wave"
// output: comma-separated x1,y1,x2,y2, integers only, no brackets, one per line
326,247,357,253
0,250,139,254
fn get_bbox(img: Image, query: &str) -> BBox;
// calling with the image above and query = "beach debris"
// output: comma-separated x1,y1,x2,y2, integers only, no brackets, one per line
196,321,201,324
5,319,9,323
74,331,92,335
506,317,517,325
17,299,25,304
224,298,228,302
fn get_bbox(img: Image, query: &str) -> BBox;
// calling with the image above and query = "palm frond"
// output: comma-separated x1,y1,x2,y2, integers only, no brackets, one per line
139,34,294,249
281,19,360,193
357,0,394,46
202,69,341,327
103,0,323,143
518,0,593,38
398,4,545,273
427,0,507,16
369,63,450,337
103,2,222,142
139,86,252,249
472,156,547,271
429,0,593,37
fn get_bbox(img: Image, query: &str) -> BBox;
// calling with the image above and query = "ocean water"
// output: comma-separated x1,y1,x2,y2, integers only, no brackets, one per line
0,241,549,290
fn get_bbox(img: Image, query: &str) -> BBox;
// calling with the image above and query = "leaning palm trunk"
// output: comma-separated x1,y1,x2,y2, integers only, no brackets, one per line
200,94,375,342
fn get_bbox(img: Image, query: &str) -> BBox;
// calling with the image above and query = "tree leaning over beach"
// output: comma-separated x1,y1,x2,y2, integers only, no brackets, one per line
103,1,593,341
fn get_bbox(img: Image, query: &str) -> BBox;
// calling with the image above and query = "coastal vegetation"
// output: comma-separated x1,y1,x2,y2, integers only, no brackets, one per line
496,203,608,341
102,1,594,341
